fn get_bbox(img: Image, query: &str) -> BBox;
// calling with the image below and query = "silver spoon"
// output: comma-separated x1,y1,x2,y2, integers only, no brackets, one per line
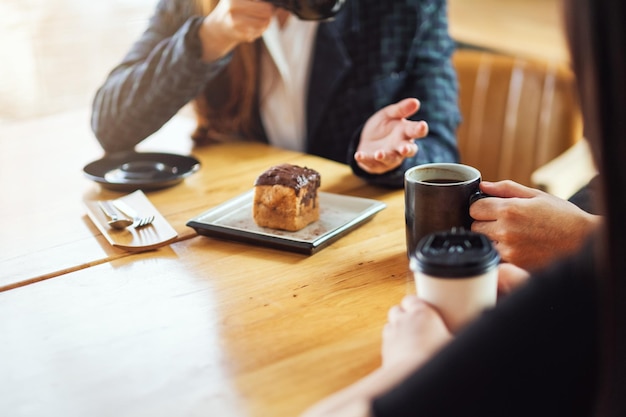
98,200,133,230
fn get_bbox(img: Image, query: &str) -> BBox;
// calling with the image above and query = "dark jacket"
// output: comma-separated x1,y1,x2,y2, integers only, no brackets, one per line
91,0,460,187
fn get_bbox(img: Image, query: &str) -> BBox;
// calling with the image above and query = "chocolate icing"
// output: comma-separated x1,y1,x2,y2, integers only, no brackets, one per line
254,164,320,203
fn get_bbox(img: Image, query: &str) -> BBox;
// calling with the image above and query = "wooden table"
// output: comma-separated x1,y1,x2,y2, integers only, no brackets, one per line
1,109,108,289
0,108,406,289
448,0,569,65
0,109,279,289
0,111,415,416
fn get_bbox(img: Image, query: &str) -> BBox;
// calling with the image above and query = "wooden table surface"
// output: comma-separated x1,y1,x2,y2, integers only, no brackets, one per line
1,239,412,417
0,108,409,290
4,2,566,405
1,110,415,416
1,205,412,417
0,3,572,412
0,110,285,289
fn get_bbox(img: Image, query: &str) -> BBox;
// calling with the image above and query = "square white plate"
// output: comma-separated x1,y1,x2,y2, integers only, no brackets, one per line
186,190,386,254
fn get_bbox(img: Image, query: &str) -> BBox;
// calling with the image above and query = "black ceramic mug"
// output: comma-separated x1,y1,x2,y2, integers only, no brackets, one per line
404,163,485,258
263,0,345,20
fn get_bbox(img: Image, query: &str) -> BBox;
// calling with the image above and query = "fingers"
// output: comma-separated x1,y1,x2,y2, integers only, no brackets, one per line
469,195,502,222
383,98,421,120
470,218,499,238
354,134,420,173
400,294,424,310
470,180,538,221
479,180,540,199
354,98,426,174
387,304,403,322
354,138,418,162
354,148,403,173
471,180,543,224
373,142,418,160
215,0,274,42
399,142,419,157
497,263,531,295
388,295,430,321
405,120,428,140
355,157,399,174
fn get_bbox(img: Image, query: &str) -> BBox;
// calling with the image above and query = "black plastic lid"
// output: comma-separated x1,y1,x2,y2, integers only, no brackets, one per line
411,228,500,278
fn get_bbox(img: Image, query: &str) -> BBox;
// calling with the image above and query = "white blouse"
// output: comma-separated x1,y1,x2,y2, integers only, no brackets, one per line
260,15,319,151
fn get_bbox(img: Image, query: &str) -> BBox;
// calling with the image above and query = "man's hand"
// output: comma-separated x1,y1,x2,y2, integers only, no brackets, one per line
470,180,601,271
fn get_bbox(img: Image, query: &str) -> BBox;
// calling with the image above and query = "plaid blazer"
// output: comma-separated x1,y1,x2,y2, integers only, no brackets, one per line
92,0,460,187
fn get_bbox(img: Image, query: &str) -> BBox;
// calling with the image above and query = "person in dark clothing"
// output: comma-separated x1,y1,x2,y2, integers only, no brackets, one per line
90,0,460,188
300,0,626,415
568,174,602,214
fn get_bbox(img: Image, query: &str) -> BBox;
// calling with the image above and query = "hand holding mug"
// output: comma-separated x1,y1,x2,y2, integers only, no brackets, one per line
199,0,275,61
470,180,601,271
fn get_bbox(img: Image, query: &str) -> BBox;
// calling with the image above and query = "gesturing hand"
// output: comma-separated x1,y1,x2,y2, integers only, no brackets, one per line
355,98,429,174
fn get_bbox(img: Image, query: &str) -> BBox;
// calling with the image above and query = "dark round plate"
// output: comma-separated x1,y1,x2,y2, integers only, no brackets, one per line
83,151,201,191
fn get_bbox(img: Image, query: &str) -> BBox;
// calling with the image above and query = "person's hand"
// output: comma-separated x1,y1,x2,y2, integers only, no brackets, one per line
470,180,602,271
300,295,450,417
382,295,452,371
301,294,452,417
199,0,275,61
497,262,531,296
355,98,429,174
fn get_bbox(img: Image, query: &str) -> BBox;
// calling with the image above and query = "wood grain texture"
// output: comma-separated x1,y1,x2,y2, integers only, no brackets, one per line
0,107,405,293
0,2,570,413
0,165,415,416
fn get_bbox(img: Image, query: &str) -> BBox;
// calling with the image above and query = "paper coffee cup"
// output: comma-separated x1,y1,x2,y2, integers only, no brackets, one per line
410,228,500,332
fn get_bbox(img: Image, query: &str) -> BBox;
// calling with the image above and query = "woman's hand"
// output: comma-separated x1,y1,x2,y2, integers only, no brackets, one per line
497,262,531,296
199,0,275,61
355,98,429,174
382,295,452,370
300,295,451,417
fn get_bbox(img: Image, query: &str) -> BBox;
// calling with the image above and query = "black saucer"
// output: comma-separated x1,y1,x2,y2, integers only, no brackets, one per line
83,151,201,191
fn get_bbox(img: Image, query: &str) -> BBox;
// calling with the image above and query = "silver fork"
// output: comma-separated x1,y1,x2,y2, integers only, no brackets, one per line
111,200,155,229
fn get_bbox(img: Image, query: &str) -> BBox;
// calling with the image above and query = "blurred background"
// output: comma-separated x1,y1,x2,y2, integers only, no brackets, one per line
4,0,589,198
0,0,565,123
0,0,155,122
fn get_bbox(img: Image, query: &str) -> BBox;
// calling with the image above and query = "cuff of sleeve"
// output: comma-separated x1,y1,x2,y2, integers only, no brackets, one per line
348,125,407,189
181,15,232,76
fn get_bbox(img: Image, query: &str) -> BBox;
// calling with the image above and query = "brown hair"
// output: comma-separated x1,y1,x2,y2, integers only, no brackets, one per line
564,0,626,415
191,0,263,144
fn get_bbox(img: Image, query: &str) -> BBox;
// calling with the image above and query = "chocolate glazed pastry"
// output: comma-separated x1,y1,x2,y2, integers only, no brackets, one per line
253,164,321,231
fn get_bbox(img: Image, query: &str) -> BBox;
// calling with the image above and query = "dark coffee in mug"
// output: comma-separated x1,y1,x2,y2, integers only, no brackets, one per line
422,178,460,184
263,0,346,20
404,163,483,257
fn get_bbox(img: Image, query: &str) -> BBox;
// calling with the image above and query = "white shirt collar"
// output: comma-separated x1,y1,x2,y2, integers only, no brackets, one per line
260,15,319,151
